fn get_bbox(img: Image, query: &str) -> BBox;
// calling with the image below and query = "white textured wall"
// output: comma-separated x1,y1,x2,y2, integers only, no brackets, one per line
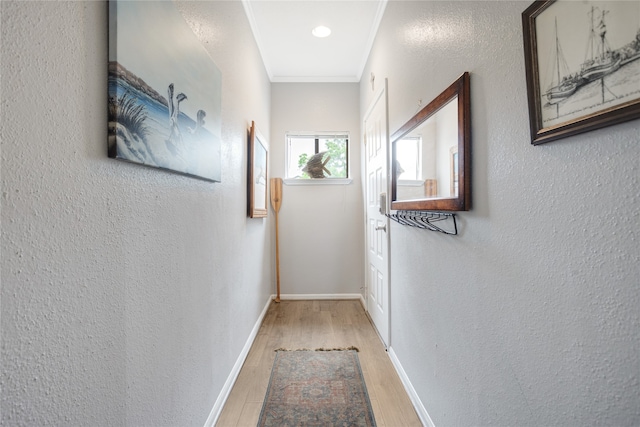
270,83,364,296
361,2,640,426
1,1,271,426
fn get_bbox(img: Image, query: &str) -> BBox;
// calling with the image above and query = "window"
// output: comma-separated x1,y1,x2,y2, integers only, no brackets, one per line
286,133,349,180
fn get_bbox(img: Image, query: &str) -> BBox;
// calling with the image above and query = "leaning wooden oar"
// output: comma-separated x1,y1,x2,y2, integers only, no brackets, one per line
270,178,283,303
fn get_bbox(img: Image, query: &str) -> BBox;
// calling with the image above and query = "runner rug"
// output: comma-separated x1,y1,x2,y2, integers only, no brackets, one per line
257,348,377,426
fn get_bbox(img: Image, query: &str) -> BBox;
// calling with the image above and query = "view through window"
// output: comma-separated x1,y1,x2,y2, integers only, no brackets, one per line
286,133,349,179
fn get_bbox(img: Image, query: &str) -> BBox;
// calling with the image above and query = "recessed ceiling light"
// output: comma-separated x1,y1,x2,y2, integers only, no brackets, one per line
312,26,331,38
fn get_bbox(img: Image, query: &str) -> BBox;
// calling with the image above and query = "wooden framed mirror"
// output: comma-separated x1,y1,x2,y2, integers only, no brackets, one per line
391,72,471,211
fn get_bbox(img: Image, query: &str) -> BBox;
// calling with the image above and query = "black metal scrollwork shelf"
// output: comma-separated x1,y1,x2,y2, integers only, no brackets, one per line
386,211,457,235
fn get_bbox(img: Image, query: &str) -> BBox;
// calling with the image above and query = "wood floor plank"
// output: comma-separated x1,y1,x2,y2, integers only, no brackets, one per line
237,401,264,426
215,300,422,426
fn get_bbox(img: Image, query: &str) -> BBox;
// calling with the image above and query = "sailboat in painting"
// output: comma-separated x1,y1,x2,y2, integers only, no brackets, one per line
579,7,621,83
545,19,583,104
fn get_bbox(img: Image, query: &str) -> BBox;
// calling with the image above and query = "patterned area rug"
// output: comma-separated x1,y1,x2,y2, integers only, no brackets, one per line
257,349,377,426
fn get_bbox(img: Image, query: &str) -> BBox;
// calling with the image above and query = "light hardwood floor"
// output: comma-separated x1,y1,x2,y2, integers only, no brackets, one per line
215,299,422,426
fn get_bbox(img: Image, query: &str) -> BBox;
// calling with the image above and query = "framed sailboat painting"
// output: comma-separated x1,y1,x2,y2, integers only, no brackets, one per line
522,0,640,145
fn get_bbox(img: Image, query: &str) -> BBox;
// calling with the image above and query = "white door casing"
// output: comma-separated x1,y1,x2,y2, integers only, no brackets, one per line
363,81,390,347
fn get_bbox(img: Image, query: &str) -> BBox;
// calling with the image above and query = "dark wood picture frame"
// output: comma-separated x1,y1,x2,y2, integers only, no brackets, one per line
248,121,268,218
522,0,640,145
390,72,471,212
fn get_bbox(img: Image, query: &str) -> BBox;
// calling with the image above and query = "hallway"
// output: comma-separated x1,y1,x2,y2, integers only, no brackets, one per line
216,300,422,426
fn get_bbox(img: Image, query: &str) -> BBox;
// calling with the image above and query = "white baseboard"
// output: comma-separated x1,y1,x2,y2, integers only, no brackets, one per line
387,347,435,427
203,295,272,427
358,293,366,309
278,293,365,301
279,293,367,311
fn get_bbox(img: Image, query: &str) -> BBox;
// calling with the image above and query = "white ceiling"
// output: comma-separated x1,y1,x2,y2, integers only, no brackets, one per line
242,0,387,82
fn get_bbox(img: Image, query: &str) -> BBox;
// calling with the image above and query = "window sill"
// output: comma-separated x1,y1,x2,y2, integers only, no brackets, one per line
284,178,353,186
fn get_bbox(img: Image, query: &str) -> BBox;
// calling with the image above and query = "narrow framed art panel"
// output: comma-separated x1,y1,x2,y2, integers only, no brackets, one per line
108,1,222,181
248,121,268,218
522,0,640,145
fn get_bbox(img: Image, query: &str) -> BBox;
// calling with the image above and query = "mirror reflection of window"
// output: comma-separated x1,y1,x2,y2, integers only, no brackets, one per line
396,137,421,180
396,137,425,200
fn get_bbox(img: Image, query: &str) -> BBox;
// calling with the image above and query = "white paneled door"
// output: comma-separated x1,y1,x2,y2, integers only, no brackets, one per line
363,81,389,347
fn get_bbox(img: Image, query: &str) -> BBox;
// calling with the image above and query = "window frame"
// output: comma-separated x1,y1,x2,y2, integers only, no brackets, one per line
284,131,352,185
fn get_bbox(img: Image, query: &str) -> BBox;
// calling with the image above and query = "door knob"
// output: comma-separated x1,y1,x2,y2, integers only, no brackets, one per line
375,224,387,232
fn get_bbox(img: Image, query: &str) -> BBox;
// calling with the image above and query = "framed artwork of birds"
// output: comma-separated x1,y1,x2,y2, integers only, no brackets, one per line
108,0,222,182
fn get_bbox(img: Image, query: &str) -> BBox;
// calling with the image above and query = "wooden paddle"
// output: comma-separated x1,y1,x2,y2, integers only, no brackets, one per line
270,178,283,303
